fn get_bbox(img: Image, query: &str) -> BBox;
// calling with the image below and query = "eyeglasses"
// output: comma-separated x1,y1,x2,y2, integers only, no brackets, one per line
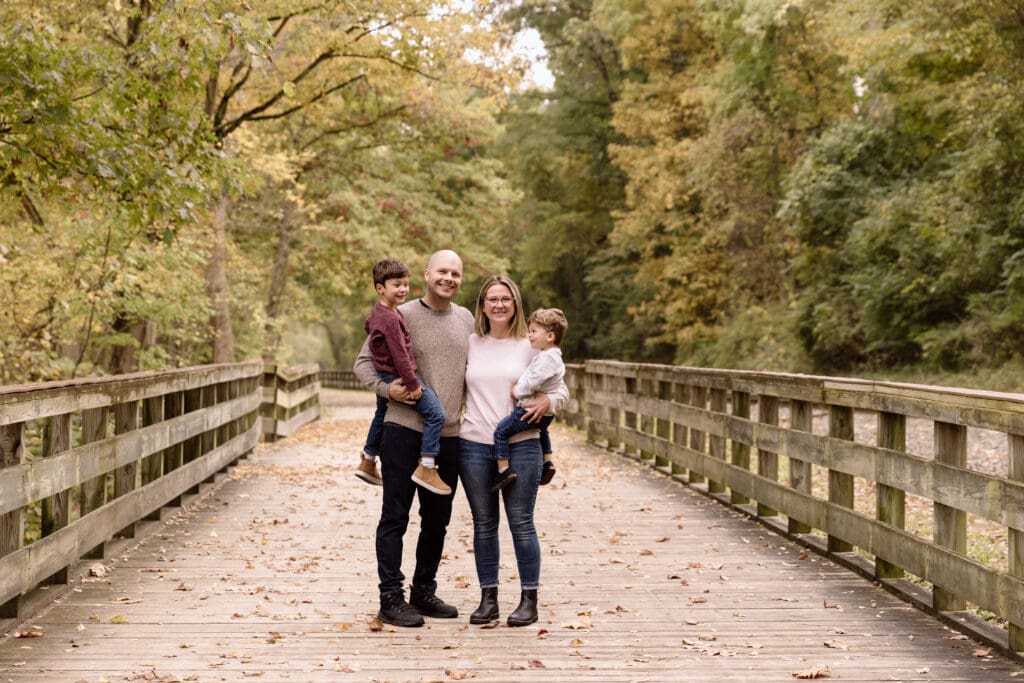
485,297,513,306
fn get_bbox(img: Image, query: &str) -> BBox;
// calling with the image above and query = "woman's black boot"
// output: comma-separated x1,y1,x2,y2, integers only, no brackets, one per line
469,587,499,624
507,589,538,626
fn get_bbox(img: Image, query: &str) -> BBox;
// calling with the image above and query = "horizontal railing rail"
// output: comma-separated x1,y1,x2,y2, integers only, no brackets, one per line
0,360,321,629
563,360,1024,657
319,369,365,390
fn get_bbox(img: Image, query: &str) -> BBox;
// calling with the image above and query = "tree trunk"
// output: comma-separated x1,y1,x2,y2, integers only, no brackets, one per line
206,196,235,363
263,204,298,360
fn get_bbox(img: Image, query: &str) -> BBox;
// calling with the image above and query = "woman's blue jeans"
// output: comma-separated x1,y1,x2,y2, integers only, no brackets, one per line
458,437,542,590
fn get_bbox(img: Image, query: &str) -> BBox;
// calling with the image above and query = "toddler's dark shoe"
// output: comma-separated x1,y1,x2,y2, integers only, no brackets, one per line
491,468,517,492
539,460,556,485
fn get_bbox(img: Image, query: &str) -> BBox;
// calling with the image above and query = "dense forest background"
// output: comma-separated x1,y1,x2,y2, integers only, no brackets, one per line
4,0,1024,389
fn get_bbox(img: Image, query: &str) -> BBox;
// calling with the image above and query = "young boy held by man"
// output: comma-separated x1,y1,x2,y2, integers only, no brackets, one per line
356,258,450,495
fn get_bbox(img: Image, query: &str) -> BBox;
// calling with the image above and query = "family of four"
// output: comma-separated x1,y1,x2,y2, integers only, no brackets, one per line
352,249,569,628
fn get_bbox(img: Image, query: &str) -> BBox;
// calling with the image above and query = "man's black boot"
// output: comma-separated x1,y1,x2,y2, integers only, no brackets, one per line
378,592,424,627
410,589,459,618
507,589,538,627
469,587,499,624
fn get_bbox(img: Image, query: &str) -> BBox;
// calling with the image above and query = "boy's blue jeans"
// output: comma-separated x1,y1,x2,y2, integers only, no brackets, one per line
492,406,553,461
364,371,445,459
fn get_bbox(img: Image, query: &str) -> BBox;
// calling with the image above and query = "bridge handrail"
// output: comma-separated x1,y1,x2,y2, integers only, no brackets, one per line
319,369,365,390
563,360,1024,655
0,361,320,625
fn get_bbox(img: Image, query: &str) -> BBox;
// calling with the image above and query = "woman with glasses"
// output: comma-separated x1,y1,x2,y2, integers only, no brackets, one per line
458,275,569,626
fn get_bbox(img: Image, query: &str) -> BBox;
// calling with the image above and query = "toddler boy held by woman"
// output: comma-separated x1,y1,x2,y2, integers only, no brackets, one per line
355,258,451,495
491,308,568,492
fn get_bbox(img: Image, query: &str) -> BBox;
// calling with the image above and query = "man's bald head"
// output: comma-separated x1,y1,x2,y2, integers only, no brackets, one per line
422,250,464,310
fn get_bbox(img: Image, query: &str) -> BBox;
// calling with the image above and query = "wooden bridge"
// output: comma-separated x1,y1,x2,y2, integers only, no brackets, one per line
1,363,1023,681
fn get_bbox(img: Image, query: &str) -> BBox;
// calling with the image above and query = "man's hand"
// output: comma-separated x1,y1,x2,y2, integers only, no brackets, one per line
519,392,551,424
389,379,416,405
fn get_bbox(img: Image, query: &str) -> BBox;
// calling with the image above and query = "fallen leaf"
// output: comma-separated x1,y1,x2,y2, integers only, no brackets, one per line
528,660,546,668
973,647,992,657
822,601,840,609
479,619,501,629
13,631,43,638
824,639,848,650
88,563,108,577
368,618,383,632
445,668,475,680
656,536,670,543
536,629,549,639
792,665,831,679
569,638,584,646
917,667,930,674
109,615,127,624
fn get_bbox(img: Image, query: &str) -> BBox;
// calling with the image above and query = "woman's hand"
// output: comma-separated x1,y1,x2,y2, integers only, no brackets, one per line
519,392,551,423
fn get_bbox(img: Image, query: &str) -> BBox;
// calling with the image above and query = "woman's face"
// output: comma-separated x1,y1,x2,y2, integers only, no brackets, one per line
482,283,515,329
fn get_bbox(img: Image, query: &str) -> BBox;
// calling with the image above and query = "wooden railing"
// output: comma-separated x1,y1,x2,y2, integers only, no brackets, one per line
563,360,1024,657
319,369,364,390
0,361,321,629
261,363,322,441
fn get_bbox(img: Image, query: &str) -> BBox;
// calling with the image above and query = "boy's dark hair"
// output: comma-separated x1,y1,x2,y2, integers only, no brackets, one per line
373,258,410,287
528,308,568,345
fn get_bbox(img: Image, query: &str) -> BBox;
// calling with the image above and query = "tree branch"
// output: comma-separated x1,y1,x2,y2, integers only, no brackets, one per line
299,104,407,150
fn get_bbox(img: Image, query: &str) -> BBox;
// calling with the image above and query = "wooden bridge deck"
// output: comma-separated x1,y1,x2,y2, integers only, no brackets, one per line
0,390,1021,682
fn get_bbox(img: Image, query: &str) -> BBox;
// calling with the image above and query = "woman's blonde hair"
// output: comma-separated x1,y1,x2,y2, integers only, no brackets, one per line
473,275,528,339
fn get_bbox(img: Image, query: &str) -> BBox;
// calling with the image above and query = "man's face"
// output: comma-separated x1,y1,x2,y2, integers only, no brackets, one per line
424,253,463,302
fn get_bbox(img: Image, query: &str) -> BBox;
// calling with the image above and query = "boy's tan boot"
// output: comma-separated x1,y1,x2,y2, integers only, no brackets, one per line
355,456,383,486
411,462,452,495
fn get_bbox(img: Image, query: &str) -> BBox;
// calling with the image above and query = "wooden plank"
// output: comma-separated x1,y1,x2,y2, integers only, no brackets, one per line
1011,433,1024,652
40,413,71,585
0,362,262,425
0,424,258,606
827,405,855,553
688,386,707,485
934,420,968,612
789,400,814,535
0,422,24,619
707,388,727,494
731,391,751,505
79,406,108,559
113,401,139,539
757,395,779,518
876,411,907,580
0,394,260,515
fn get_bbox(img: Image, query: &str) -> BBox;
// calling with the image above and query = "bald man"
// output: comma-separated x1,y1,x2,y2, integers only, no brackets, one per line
353,250,474,627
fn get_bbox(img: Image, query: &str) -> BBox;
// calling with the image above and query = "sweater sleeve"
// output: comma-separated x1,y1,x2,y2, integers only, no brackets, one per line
353,337,389,399
513,353,562,399
379,313,421,392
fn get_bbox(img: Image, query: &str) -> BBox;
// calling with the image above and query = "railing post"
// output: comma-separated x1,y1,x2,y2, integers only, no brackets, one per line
1,422,25,618
656,380,671,469
933,421,967,612
80,407,108,559
113,401,139,539
757,396,779,518
688,386,707,485
41,413,71,585
163,390,185,508
788,399,813,535
731,390,751,505
1010,432,1024,652
671,383,689,477
707,388,727,494
827,405,855,553
142,395,164,520
639,377,655,461
876,411,906,580
623,376,639,458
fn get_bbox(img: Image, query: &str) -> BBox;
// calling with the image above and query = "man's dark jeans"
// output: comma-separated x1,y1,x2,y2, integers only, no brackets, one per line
376,423,459,597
